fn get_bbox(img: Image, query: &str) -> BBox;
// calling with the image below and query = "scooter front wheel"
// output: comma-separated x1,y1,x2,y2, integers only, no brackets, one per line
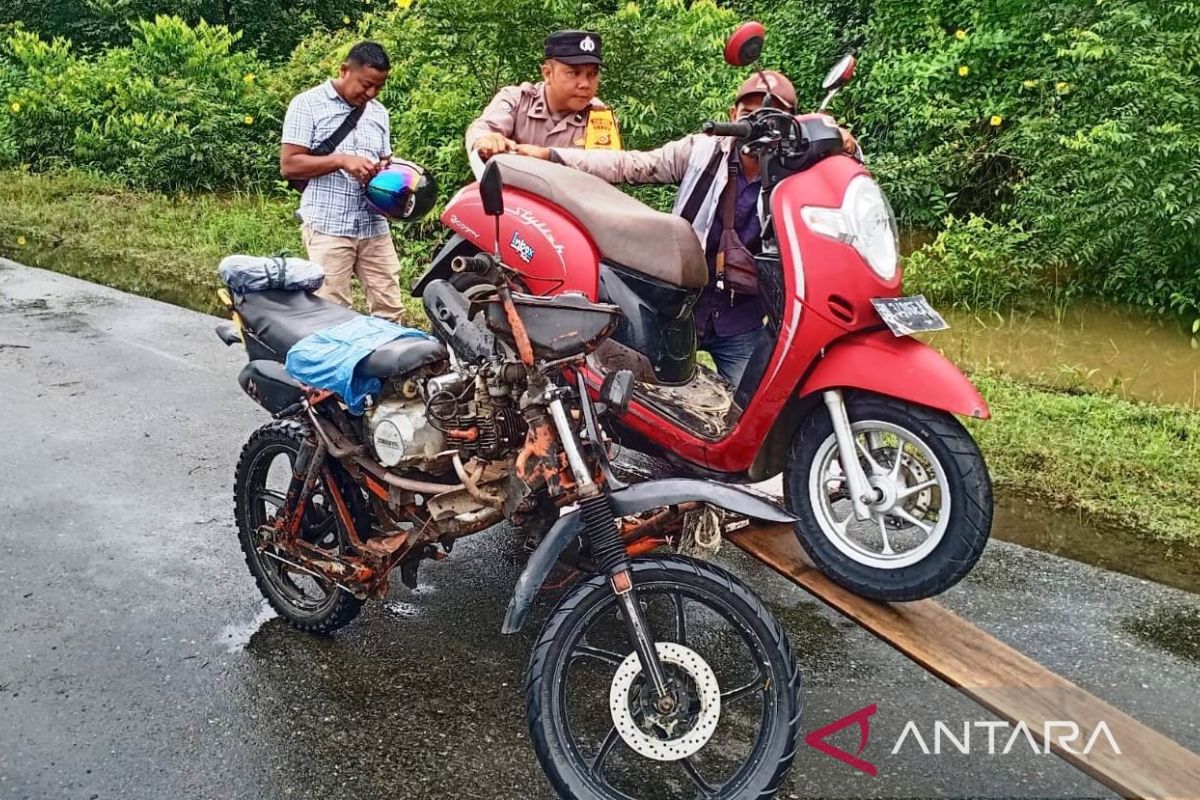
784,393,993,601
525,557,800,800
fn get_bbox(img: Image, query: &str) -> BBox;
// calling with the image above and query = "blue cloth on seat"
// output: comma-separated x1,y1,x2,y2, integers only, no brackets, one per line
284,316,436,414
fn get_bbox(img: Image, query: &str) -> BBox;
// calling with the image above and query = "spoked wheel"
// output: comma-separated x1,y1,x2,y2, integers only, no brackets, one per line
527,557,800,800
233,420,365,633
784,393,992,601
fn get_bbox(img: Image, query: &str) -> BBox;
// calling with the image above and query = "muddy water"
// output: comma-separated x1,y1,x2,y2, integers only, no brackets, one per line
994,494,1200,595
923,301,1200,408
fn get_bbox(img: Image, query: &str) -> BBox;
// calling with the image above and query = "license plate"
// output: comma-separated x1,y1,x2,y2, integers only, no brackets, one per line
870,295,949,336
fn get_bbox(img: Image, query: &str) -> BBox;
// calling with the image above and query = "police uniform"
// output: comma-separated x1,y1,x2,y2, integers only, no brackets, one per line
465,30,620,173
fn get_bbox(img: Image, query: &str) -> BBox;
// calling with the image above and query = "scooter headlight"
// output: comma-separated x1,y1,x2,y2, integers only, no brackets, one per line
800,175,899,280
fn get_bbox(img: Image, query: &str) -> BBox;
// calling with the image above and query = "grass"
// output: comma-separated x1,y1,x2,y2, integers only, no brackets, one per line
966,372,1200,544
2,169,1197,546
0,169,428,323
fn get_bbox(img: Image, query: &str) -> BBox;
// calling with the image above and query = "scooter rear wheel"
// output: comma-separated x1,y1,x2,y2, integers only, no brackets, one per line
784,393,992,601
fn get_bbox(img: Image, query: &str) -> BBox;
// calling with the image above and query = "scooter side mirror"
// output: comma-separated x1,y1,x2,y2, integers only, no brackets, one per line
822,53,857,91
480,160,504,218
724,21,765,67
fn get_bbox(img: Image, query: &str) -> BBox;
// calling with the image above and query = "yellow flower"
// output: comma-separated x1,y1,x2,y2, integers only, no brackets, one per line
955,29,967,40
16,235,26,246
397,0,412,7
958,65,970,77
1022,79,1038,89
342,15,351,24
243,73,255,84
9,101,20,113
243,115,255,125
989,115,1003,127
1055,81,1070,93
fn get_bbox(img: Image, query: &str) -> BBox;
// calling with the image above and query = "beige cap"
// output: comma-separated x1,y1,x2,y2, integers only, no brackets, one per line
735,70,796,112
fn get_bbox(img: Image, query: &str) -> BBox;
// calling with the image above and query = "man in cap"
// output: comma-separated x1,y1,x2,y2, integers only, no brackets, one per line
464,30,621,176
515,70,858,386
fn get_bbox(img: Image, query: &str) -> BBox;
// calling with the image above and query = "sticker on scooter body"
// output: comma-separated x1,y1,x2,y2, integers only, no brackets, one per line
871,295,949,336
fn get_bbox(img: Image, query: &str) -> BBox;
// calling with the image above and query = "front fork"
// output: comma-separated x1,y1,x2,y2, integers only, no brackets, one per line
547,394,674,701
823,389,878,522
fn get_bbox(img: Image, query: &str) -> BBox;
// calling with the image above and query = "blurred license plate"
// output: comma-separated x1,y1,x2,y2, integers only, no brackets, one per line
871,295,949,336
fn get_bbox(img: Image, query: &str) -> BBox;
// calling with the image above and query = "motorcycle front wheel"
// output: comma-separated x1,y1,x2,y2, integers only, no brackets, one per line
526,557,800,800
784,392,993,601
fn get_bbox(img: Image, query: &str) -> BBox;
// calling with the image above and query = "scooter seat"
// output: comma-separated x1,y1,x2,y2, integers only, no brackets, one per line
490,154,708,289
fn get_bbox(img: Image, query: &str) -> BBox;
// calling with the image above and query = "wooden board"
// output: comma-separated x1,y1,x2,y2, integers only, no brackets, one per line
729,523,1200,800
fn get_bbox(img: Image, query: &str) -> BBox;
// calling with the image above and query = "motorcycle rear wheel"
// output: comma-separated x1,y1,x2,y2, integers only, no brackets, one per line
233,420,365,634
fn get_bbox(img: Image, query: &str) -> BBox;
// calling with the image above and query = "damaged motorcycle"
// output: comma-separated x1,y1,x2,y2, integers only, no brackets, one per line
216,162,803,798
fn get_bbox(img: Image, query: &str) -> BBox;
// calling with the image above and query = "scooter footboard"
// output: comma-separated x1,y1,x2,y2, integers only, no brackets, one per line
501,479,794,633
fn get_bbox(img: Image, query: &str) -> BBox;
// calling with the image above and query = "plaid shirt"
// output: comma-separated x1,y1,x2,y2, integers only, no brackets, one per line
282,81,392,239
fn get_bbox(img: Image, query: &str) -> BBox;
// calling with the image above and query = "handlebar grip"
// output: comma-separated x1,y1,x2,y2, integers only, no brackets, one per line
702,120,753,138
451,253,495,274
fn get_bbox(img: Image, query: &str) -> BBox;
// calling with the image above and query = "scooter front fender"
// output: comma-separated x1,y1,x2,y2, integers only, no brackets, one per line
799,329,990,419
500,479,794,634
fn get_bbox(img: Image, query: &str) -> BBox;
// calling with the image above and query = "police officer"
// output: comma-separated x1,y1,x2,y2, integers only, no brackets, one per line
464,30,621,176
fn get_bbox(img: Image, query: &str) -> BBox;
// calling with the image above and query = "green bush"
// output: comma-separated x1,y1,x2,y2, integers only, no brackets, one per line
850,0,1200,314
3,16,278,191
903,215,1044,309
2,0,1198,319
0,0,367,60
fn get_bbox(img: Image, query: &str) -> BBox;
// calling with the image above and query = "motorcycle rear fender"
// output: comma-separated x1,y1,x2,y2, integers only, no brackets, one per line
501,479,795,634
238,360,304,415
411,234,476,298
798,329,990,419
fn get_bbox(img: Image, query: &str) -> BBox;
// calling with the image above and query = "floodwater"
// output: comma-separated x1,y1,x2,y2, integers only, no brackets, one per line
926,301,1200,408
993,494,1200,595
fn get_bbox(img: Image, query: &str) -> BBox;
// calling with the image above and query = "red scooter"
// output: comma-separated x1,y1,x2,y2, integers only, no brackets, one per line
416,23,993,600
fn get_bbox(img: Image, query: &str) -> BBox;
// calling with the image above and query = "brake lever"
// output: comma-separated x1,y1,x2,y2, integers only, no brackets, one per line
740,133,781,155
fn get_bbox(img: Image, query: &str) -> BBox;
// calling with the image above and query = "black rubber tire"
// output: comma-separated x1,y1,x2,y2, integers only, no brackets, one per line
448,271,495,300
526,556,801,800
783,393,992,601
233,420,365,634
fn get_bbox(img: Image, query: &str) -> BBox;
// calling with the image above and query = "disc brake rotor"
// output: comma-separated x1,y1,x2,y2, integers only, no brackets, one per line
609,642,721,762
890,447,933,524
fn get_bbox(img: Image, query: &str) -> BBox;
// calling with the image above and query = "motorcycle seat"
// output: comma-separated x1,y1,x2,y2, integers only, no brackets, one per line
234,289,448,379
490,155,708,289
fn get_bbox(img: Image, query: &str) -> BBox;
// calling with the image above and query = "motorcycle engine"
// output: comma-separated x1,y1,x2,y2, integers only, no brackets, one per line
424,366,527,461
366,393,446,468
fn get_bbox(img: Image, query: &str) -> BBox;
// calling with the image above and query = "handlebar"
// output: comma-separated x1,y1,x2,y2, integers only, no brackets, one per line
451,253,496,275
701,120,753,138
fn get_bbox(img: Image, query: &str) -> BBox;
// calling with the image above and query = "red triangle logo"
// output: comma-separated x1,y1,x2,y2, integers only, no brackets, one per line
804,703,878,776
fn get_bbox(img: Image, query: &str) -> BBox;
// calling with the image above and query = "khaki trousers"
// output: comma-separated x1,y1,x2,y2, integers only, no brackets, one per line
302,225,405,321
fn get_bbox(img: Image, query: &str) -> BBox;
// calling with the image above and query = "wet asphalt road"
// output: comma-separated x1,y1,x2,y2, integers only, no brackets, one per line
1,261,1198,800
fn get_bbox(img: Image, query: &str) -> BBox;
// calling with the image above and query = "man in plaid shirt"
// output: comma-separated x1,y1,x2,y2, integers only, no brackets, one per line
281,42,404,320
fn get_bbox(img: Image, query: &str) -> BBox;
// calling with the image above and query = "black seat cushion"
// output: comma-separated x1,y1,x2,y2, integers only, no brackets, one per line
357,338,448,380
235,290,448,379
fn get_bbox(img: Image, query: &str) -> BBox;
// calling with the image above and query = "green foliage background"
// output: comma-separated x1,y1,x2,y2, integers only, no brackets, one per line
2,0,1198,317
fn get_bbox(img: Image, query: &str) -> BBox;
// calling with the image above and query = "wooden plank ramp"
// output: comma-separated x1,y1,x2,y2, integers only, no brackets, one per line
728,523,1200,800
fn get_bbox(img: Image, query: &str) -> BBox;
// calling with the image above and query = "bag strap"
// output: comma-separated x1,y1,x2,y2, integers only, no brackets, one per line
289,104,366,193
716,152,740,289
678,143,726,224
311,103,366,157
